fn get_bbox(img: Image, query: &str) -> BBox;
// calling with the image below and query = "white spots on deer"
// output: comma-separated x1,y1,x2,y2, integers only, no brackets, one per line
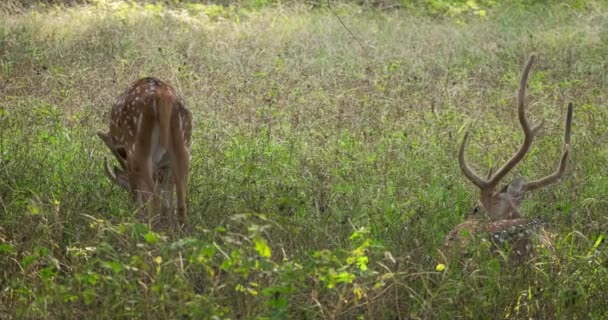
136,113,143,132
99,77,192,225
444,54,574,261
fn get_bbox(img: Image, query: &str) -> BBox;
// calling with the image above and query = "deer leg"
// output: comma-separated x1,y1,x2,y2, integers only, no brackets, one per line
151,172,164,226
171,133,189,226
157,167,174,224
165,170,175,219
131,112,157,218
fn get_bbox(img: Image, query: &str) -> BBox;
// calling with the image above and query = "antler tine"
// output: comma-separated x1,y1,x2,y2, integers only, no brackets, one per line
459,132,490,189
487,54,537,188
524,102,574,191
564,101,573,145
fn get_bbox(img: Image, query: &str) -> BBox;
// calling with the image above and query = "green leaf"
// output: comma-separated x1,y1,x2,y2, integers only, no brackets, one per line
40,266,57,280
334,271,356,284
22,255,38,268
593,234,604,249
144,231,159,244
0,243,15,254
254,237,272,258
356,256,368,271
197,245,216,263
26,203,40,215
102,261,124,273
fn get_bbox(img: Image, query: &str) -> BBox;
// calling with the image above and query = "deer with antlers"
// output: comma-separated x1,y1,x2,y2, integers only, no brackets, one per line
444,55,574,260
97,77,192,225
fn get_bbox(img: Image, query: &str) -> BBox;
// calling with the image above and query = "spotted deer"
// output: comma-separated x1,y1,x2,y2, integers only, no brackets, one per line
444,55,574,260
97,77,192,224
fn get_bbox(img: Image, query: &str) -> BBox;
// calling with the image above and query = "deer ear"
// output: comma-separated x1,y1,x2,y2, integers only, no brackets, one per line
506,175,525,197
97,131,113,148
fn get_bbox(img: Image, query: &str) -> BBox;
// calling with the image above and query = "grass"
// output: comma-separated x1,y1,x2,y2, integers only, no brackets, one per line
1,1,608,318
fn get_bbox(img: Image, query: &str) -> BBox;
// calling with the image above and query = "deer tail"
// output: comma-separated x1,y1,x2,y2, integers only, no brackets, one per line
157,93,173,152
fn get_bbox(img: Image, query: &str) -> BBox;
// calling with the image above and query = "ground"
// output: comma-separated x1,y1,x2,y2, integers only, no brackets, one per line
0,1,607,318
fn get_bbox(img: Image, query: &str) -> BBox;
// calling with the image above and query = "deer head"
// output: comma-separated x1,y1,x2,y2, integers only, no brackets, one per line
98,131,172,192
97,131,130,190
459,55,573,221
98,77,192,223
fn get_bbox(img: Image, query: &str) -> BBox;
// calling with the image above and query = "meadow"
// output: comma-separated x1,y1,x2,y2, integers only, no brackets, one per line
0,0,607,318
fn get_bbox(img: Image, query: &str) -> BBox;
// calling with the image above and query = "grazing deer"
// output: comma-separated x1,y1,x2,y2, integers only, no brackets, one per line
97,77,192,225
444,55,574,260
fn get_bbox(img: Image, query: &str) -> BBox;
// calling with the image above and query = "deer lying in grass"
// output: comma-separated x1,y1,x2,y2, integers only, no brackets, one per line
443,55,574,261
97,77,192,225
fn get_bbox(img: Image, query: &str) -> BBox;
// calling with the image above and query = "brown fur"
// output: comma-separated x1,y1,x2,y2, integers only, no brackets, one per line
444,55,573,262
98,77,192,225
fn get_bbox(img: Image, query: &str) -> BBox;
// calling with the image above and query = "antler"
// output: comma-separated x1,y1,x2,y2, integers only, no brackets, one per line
523,102,574,191
459,54,542,190
487,55,543,188
459,132,488,188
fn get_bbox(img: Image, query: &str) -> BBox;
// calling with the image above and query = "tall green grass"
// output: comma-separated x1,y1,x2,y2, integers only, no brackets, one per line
1,1,607,318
